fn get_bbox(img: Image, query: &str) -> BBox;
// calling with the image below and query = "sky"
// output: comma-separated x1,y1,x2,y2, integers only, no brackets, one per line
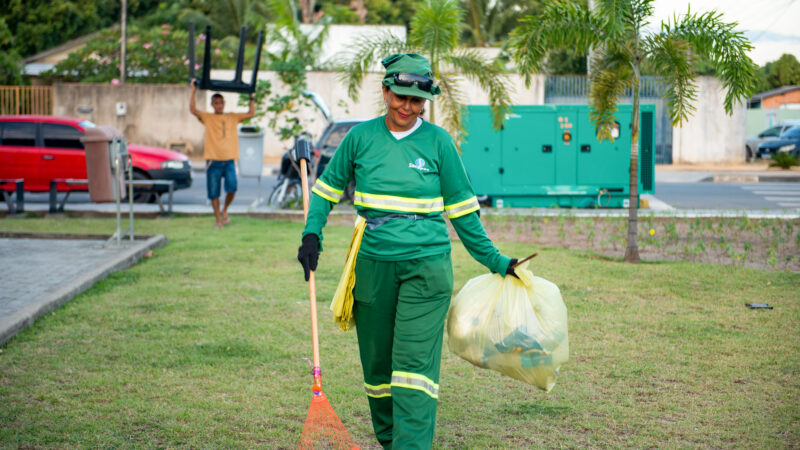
647,0,800,66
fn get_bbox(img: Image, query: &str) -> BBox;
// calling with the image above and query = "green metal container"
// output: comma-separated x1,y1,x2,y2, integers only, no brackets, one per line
461,104,656,208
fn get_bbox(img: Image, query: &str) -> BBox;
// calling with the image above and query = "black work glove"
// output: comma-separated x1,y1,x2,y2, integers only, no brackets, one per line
297,234,319,282
506,258,519,279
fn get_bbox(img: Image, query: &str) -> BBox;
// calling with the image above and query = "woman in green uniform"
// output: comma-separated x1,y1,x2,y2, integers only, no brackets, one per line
297,53,517,449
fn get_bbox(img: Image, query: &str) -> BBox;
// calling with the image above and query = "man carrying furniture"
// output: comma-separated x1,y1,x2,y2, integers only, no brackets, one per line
190,79,255,229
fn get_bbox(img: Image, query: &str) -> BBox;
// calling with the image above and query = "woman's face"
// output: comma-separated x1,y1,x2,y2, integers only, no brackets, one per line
383,86,426,132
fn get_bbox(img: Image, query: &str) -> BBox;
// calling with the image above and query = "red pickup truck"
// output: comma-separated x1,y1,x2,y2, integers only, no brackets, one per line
0,115,192,196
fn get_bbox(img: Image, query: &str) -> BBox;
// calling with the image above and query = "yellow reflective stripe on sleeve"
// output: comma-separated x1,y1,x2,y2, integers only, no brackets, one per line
312,179,343,204
391,371,439,399
364,382,392,398
445,196,480,219
353,191,444,214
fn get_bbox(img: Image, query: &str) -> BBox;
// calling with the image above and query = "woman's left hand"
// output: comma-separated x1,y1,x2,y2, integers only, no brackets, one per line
506,258,519,279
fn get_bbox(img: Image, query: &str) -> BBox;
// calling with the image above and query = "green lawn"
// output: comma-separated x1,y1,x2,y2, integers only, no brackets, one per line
1,216,798,448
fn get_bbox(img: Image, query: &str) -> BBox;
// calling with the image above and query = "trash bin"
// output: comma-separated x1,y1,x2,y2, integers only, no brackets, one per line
81,126,124,202
238,124,265,178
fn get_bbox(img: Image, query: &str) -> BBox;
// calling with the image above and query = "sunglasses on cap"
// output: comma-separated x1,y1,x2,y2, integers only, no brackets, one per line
390,73,434,93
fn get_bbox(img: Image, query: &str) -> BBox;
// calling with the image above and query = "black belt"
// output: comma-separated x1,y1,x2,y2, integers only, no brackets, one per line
363,213,434,231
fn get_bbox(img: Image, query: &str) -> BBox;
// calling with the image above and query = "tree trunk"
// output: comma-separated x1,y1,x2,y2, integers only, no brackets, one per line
624,65,641,263
300,0,315,24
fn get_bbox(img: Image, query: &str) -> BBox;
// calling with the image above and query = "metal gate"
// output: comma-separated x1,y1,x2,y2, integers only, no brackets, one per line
544,76,673,164
0,86,53,115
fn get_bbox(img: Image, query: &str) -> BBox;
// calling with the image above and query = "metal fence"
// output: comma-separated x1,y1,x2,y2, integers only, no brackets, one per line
0,86,53,115
544,76,673,164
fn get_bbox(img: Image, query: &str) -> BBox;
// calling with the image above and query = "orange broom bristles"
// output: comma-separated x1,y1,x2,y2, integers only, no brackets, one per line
298,391,359,449
297,157,359,450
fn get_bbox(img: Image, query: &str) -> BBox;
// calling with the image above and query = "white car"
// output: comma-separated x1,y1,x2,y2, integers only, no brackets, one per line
745,120,800,162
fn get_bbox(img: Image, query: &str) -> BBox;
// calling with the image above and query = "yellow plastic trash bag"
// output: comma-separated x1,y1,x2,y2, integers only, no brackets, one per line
446,262,568,391
329,215,366,331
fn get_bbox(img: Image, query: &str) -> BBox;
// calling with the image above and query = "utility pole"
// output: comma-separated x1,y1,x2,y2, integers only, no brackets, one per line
121,0,127,83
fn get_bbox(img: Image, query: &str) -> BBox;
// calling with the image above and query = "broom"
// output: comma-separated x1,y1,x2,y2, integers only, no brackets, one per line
296,142,359,450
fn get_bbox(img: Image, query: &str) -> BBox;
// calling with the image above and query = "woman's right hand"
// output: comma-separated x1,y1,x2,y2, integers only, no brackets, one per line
297,234,319,281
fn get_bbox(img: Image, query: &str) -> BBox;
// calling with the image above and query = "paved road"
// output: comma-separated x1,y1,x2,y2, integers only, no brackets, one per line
12,165,800,212
655,182,800,210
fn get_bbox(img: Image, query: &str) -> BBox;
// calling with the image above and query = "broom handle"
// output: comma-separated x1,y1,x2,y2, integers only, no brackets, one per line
299,159,321,379
512,252,538,268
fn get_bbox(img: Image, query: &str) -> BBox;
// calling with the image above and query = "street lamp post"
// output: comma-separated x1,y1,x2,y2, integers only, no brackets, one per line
121,0,127,84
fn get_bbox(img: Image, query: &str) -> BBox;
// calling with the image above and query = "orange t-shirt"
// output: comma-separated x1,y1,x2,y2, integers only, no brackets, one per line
197,111,248,161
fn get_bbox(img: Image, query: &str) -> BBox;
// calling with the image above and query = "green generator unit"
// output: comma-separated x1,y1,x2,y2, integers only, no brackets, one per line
461,104,656,208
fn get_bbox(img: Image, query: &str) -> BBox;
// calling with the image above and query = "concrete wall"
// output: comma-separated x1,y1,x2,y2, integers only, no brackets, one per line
671,76,748,164
745,107,800,136
53,83,208,156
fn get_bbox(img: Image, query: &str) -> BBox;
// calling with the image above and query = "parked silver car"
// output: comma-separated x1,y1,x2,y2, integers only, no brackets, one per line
745,120,800,162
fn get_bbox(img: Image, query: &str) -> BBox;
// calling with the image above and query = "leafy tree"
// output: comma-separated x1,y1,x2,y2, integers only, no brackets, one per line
236,0,331,140
0,17,23,85
0,0,163,58
461,0,541,47
509,0,757,263
340,0,512,139
761,54,800,91
362,0,416,26
176,0,272,51
42,24,235,84
545,49,587,75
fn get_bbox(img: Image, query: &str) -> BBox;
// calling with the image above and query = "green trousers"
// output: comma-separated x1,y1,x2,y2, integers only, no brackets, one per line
352,252,453,450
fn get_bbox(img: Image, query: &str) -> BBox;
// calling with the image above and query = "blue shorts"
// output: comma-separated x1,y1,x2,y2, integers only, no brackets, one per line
206,160,237,200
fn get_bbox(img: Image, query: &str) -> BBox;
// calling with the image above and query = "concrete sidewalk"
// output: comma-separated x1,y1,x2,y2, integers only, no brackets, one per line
0,233,166,346
655,162,800,183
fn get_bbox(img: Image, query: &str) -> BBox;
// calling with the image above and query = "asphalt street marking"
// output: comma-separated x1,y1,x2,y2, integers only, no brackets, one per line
740,185,800,209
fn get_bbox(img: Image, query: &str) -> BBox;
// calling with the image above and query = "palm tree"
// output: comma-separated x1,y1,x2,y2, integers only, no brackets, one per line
339,0,512,137
509,0,757,263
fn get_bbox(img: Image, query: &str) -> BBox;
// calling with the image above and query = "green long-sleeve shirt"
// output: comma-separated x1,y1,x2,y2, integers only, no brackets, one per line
302,116,511,275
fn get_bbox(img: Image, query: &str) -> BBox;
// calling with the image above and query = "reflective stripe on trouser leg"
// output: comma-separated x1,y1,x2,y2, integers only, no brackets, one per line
354,256,399,448
391,252,452,449
353,253,453,450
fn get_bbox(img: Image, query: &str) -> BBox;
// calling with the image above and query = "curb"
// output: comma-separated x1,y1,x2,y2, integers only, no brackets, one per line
0,234,167,346
709,174,800,183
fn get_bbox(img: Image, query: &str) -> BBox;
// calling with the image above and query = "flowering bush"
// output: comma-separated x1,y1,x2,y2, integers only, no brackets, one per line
43,24,235,84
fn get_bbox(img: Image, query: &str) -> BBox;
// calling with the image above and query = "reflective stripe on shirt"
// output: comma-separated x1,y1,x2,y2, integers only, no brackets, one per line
354,191,444,214
312,179,344,204
445,196,480,219
391,371,439,399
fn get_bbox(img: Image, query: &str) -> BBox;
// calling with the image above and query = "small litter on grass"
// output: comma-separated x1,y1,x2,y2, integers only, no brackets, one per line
745,303,773,310
144,251,154,258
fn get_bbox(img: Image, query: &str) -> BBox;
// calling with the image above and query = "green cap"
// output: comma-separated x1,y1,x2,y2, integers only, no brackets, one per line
381,53,441,101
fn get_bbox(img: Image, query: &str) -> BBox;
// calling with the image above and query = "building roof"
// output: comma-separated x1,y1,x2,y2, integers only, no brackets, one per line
749,85,800,102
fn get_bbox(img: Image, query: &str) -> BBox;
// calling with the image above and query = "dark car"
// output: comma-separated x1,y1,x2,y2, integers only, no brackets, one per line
0,115,192,199
315,119,364,168
746,120,800,161
757,125,800,159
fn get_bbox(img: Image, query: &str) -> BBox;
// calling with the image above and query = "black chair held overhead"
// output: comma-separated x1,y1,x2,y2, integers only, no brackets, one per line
188,23,264,94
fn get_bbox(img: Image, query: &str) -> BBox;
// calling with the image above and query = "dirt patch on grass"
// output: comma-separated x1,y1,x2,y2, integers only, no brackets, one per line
478,215,800,272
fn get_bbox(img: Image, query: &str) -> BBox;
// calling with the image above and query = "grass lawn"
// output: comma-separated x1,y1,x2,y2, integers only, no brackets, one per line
0,216,798,448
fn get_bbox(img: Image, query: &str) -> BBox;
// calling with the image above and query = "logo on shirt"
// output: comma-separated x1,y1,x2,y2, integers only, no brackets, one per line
409,158,430,172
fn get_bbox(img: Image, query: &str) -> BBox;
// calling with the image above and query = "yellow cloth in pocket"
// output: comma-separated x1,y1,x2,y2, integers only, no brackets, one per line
329,216,366,331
